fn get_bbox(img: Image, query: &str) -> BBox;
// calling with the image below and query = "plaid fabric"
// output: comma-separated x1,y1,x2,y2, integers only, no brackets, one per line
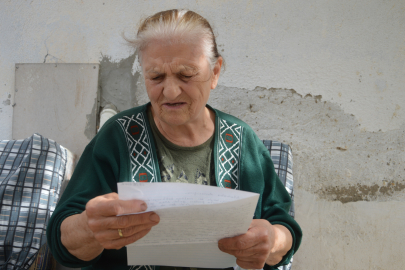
0,134,67,270
28,242,56,270
262,140,294,270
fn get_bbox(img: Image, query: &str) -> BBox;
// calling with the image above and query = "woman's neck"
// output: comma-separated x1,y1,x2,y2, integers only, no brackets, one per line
152,107,215,147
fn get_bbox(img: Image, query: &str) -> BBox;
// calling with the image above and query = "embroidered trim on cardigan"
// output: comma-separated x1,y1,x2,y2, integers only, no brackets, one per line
117,113,157,183
217,119,243,190
129,265,155,270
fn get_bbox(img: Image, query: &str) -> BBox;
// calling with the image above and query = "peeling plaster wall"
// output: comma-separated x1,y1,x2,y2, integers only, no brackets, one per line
1,1,405,269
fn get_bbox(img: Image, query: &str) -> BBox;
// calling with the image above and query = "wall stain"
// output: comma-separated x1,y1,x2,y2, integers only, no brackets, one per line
99,52,140,113
336,146,347,151
2,99,10,106
84,97,98,140
320,181,405,203
207,86,405,204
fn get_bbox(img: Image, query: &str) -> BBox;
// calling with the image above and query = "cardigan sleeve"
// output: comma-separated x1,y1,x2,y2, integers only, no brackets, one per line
239,130,302,269
46,121,131,268
260,149,302,269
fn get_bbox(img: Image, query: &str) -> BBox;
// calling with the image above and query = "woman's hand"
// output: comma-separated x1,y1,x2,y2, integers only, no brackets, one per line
218,219,292,269
61,192,160,261
86,192,160,250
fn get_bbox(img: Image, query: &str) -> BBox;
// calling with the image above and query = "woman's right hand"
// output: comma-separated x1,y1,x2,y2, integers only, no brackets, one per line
61,192,159,261
86,192,160,250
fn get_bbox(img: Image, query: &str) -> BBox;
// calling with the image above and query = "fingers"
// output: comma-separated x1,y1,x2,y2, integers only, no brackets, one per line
218,220,275,269
86,193,147,217
218,220,271,251
84,193,161,250
218,231,258,251
89,212,160,250
88,212,160,231
113,212,159,229
220,242,270,258
93,222,156,242
219,241,269,269
102,228,152,250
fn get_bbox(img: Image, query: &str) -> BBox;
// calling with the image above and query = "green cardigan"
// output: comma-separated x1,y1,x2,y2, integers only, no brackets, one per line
47,103,302,270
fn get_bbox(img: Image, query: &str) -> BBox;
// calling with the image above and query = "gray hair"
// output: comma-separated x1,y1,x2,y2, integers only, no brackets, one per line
124,9,223,70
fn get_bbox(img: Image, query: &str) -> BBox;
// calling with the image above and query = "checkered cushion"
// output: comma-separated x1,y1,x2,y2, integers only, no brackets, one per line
0,134,67,270
28,242,56,270
262,140,294,270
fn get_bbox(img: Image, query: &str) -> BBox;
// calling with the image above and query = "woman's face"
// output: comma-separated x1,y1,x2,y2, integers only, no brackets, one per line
141,41,222,127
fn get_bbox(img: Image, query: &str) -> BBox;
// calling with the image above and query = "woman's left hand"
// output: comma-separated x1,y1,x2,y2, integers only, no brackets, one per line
218,219,292,269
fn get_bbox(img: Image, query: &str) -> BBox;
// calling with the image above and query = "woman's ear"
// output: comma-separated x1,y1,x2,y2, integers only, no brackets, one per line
211,57,223,89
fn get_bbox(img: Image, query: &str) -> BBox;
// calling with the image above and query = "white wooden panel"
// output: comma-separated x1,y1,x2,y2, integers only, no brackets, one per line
13,63,99,157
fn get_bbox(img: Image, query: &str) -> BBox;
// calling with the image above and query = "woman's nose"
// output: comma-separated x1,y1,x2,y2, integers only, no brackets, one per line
162,77,182,100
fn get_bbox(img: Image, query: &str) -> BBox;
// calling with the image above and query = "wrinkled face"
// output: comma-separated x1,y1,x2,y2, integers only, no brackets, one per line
141,41,221,127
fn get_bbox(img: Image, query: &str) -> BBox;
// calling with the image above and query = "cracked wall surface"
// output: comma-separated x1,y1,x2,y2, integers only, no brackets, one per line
1,1,405,269
208,87,405,269
206,87,405,201
99,54,139,113
134,83,405,269
135,84,405,202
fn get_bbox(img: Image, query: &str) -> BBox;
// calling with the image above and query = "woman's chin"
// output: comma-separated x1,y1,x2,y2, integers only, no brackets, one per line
159,114,190,127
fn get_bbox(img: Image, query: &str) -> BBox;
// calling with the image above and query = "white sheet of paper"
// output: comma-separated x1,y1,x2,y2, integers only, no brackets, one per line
117,182,259,268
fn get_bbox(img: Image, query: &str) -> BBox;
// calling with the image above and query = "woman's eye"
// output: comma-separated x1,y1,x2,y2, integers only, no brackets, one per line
151,76,163,81
180,74,193,79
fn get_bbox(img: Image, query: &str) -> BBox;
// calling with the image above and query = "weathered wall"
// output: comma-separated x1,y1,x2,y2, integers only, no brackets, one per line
1,1,404,269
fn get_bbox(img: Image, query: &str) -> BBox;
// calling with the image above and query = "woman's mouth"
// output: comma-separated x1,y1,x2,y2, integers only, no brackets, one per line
163,102,186,107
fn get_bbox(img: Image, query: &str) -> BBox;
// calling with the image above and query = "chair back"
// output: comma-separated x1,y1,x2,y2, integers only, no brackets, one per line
262,140,294,270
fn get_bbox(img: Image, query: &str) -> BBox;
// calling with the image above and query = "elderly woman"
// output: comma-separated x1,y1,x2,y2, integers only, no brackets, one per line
47,9,302,270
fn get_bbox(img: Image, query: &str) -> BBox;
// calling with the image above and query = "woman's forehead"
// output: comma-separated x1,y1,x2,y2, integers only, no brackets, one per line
144,58,200,73
141,42,208,72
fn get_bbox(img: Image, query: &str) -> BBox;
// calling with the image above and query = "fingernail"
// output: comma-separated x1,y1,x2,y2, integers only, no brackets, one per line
150,213,159,222
141,203,147,211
